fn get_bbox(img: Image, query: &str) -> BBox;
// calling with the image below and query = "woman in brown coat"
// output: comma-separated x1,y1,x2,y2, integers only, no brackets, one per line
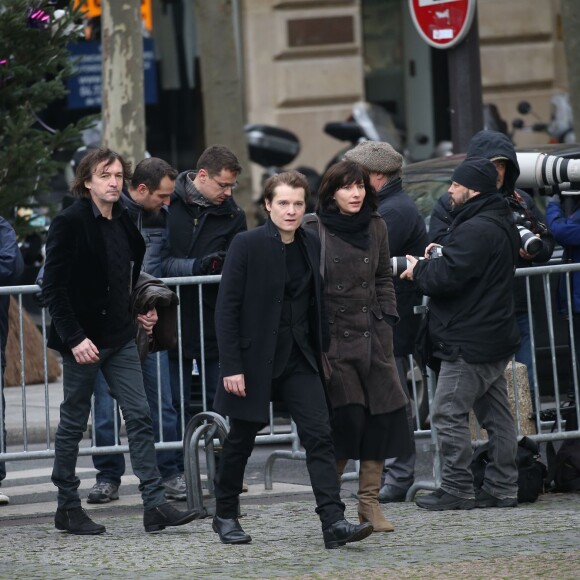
303,159,411,532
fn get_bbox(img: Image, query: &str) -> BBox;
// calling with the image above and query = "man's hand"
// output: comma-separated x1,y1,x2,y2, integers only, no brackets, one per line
137,308,158,336
223,374,246,397
400,255,419,281
71,338,100,365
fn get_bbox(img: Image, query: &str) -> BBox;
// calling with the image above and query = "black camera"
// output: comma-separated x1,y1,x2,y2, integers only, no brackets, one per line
390,246,443,276
512,212,543,255
516,225,543,255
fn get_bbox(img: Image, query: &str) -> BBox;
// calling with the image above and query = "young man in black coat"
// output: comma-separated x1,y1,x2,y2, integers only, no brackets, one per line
212,171,373,549
42,148,197,535
402,157,520,511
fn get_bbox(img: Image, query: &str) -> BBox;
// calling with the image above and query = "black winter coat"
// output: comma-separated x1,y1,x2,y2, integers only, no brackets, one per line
213,220,327,423
42,198,144,353
377,177,428,355
414,192,520,363
163,171,247,360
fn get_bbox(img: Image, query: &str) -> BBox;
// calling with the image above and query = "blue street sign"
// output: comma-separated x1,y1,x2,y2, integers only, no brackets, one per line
66,38,157,109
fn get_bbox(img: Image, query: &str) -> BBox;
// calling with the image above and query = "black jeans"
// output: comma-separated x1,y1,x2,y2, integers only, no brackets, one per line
52,341,166,509
214,354,345,529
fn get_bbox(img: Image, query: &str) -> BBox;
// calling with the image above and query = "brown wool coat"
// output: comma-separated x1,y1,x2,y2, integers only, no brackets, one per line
303,214,408,415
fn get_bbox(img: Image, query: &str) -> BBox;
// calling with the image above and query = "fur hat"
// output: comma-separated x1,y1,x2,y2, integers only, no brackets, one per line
452,157,498,194
344,141,403,173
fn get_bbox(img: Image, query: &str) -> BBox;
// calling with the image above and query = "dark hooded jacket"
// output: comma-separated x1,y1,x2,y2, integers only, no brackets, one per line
0,217,23,367
415,192,520,363
163,170,247,360
429,130,555,313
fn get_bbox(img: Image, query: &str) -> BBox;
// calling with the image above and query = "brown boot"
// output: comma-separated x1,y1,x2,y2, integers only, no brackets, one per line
358,460,394,532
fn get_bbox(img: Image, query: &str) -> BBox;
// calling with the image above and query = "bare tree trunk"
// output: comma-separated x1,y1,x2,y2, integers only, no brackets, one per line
101,0,146,167
561,0,580,138
193,0,254,225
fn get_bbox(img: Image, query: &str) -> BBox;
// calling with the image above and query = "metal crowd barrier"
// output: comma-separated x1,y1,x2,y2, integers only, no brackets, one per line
2,263,580,499
0,276,299,466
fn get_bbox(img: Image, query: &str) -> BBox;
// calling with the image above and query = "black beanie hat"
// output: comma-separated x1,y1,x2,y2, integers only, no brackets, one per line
452,157,498,194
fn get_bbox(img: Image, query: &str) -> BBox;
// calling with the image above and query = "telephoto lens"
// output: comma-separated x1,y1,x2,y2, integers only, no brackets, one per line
516,225,543,255
390,256,410,276
390,256,425,276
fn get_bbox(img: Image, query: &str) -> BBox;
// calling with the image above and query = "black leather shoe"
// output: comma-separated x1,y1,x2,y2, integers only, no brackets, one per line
322,519,373,549
143,503,200,533
378,483,409,503
212,515,252,544
415,488,475,511
55,507,106,535
475,488,518,508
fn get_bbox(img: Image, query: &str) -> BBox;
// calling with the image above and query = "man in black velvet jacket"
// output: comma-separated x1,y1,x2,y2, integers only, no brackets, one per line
42,148,197,535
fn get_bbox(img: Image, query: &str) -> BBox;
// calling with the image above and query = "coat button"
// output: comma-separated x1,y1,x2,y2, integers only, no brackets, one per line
362,306,368,312
364,331,370,338
273,330,277,335
339,307,345,313
333,257,340,263
363,257,370,263
343,331,350,337
101,309,107,315
267,359,272,364
361,282,368,288
337,284,343,290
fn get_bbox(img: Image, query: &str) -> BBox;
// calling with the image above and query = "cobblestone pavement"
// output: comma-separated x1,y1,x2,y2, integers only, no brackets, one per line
1,492,579,579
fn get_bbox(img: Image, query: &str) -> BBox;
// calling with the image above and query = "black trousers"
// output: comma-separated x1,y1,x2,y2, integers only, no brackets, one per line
214,353,345,529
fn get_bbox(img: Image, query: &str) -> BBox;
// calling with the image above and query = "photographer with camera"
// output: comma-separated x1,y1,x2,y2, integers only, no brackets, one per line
402,156,521,511
546,193,580,401
429,130,555,409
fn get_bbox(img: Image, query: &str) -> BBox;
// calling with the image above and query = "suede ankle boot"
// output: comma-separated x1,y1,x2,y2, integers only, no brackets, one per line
358,460,394,532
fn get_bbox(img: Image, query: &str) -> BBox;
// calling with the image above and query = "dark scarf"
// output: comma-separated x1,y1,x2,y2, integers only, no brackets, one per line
318,202,372,249
183,172,213,207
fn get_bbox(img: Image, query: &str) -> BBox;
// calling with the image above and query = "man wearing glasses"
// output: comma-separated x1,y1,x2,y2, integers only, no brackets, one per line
163,145,247,444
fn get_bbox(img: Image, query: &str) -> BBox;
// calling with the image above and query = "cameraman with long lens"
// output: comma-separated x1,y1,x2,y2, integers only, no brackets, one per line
546,192,580,401
429,130,555,410
402,157,521,511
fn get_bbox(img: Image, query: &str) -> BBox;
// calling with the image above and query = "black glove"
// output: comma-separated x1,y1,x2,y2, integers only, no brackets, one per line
193,251,227,275
33,268,46,308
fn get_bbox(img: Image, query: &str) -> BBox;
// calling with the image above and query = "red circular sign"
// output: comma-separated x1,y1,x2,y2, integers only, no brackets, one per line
409,0,476,49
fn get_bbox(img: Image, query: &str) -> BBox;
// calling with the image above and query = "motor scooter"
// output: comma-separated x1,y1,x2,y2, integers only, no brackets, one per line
512,94,576,144
245,101,405,223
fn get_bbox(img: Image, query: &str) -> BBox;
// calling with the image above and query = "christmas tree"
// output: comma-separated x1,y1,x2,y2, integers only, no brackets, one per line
0,0,92,221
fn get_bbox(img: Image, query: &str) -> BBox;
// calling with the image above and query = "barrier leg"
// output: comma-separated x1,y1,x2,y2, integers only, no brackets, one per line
183,411,229,515
264,420,307,490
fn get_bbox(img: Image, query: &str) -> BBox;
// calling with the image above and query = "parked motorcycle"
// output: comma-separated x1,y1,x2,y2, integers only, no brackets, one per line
512,94,576,144
246,101,405,224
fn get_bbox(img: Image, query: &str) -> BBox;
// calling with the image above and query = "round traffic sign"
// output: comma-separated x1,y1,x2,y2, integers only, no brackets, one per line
409,0,476,49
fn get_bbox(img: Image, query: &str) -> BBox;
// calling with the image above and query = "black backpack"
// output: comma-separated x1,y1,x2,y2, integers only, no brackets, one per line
470,437,546,503
545,402,580,493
